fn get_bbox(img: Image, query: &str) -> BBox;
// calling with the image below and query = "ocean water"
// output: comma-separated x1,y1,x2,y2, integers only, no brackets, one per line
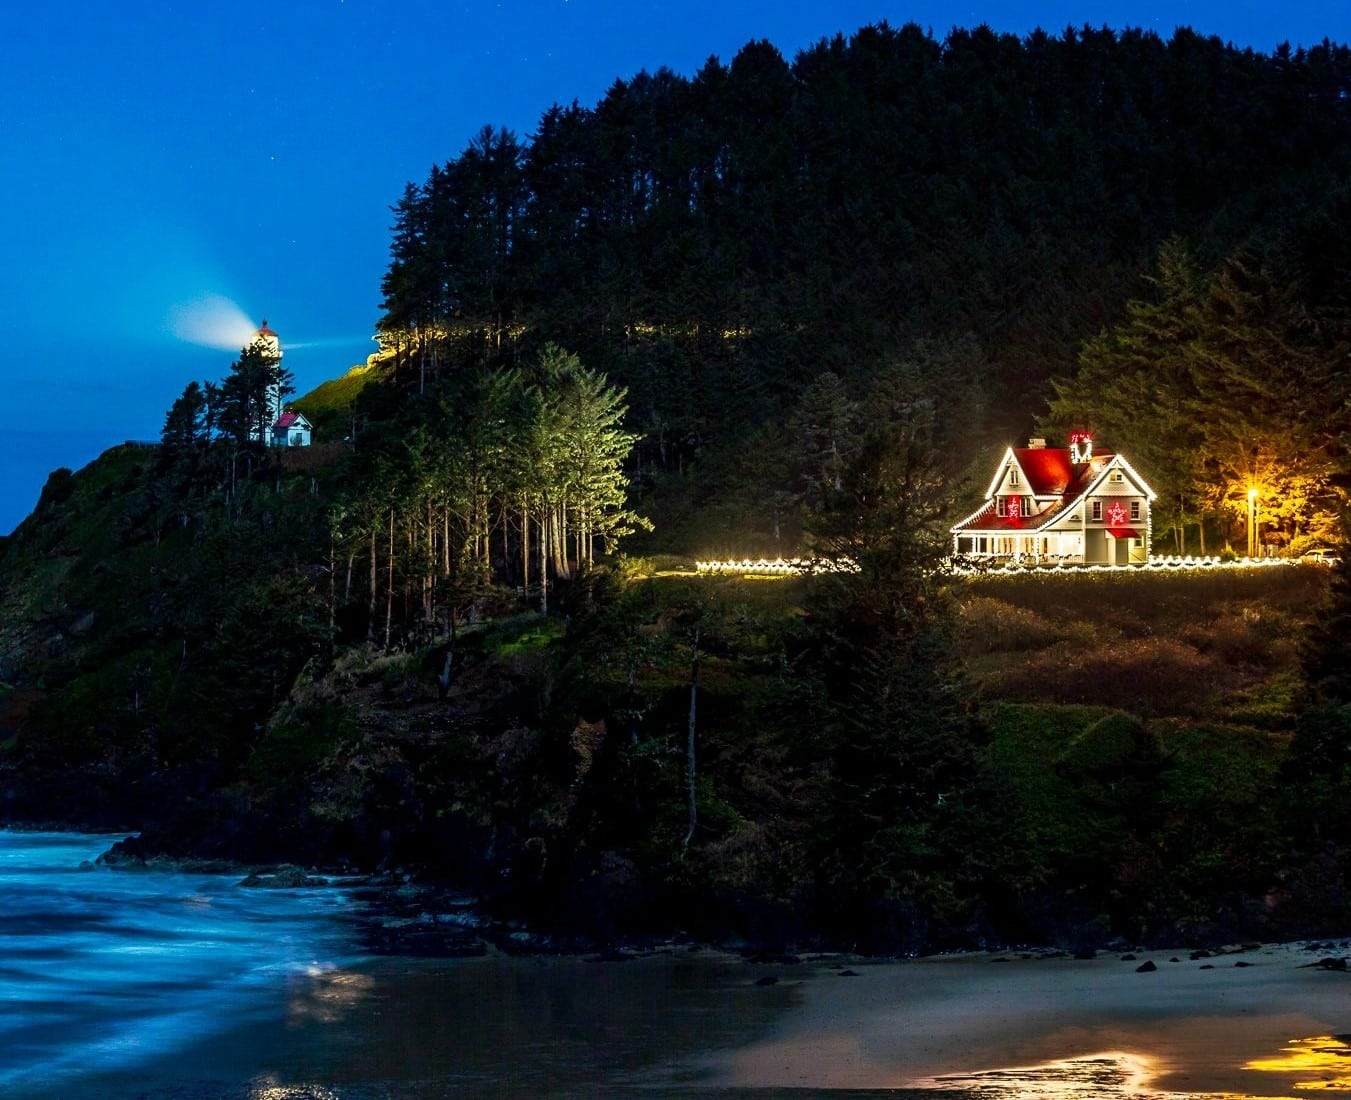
0,830,361,1097
0,831,802,1099
1,831,1335,1099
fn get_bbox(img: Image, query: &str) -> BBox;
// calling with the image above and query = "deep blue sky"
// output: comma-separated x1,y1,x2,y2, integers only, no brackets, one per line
2,1,1347,535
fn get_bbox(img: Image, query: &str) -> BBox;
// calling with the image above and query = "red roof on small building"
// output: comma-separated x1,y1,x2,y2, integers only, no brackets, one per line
272,410,303,430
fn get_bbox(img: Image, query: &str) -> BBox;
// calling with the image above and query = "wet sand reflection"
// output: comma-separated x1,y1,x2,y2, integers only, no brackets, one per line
695,947,1351,1097
918,1050,1158,1097
1245,1035,1351,1091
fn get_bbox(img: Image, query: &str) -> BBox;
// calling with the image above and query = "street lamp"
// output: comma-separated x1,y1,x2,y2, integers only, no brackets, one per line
1247,488,1258,559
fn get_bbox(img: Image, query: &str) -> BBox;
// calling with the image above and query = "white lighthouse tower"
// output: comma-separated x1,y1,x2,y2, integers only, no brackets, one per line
244,319,286,443
252,319,283,425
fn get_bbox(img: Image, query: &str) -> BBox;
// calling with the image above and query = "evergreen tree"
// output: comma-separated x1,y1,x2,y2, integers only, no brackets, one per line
1045,240,1349,554
161,381,208,450
217,341,293,446
804,362,990,946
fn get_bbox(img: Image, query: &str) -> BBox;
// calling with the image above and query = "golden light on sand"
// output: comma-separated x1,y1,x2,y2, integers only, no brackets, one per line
917,1050,1159,1097
249,1077,341,1099
1245,1035,1351,1090
285,966,375,1025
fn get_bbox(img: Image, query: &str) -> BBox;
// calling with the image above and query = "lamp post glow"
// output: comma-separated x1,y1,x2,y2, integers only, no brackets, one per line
1247,488,1259,559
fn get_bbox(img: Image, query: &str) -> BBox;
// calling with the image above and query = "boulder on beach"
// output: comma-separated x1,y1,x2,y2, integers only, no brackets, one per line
238,865,325,889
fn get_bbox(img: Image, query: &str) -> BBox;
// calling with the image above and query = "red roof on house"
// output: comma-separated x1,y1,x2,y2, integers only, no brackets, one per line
272,410,303,430
957,498,1075,532
1012,447,1076,495
953,448,1124,535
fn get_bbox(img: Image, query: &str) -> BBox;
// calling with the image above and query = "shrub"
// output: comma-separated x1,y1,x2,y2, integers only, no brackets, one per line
1056,711,1162,775
956,596,1087,653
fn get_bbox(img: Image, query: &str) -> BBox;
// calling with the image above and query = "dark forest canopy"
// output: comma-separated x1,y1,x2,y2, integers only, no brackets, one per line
373,21,1351,553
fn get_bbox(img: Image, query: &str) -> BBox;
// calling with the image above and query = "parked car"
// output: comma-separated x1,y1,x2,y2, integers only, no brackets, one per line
1301,548,1341,564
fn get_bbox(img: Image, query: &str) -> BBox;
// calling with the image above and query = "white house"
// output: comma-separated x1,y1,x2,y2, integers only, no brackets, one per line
951,435,1157,565
270,410,312,448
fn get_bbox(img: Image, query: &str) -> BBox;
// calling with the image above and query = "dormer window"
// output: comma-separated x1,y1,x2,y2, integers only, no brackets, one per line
1009,467,1019,486
1110,471,1123,483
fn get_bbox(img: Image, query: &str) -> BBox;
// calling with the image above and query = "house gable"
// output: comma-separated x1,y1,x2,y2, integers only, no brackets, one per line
269,410,313,447
953,440,1157,564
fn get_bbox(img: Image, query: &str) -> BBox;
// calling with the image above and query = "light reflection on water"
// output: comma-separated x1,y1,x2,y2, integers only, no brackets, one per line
919,1050,1159,1097
4,831,1350,1099
1246,1035,1351,1091
913,1040,1351,1099
286,967,376,1024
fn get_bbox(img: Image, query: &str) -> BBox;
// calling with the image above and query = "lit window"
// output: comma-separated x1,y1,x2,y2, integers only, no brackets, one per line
1110,471,1123,483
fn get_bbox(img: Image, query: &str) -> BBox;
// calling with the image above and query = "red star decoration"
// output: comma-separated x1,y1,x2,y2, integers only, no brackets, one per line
1107,502,1129,526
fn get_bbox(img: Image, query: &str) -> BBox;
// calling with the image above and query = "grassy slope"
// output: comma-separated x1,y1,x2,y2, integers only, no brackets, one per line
954,566,1321,722
959,566,1332,942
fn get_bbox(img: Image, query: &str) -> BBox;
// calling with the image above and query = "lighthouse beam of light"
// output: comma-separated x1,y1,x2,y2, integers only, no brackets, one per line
166,295,261,352
281,336,374,351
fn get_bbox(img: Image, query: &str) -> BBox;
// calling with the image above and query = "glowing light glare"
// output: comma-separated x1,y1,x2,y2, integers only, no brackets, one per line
695,557,856,575
250,1076,343,1100
1070,432,1094,464
166,295,260,351
1245,1035,1351,1090
280,336,373,351
916,1050,1158,1096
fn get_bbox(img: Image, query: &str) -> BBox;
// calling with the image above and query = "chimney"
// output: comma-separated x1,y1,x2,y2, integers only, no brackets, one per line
1027,437,1046,449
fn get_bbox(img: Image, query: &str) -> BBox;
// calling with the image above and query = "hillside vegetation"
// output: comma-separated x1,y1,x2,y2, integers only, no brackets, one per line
4,21,1351,951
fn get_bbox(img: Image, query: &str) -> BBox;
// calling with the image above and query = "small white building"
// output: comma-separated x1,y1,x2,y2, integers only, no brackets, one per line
270,410,312,448
951,435,1157,565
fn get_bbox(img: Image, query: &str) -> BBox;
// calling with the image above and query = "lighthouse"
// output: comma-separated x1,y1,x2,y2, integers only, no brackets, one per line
248,319,285,438
252,318,282,362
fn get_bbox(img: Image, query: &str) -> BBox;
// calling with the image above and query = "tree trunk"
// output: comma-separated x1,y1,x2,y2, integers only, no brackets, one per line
521,496,530,595
418,326,427,395
682,628,700,855
539,505,549,616
384,507,395,650
328,528,336,640
367,526,378,643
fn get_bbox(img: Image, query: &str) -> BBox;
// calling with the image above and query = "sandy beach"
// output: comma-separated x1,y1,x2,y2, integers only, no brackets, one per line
686,942,1351,1097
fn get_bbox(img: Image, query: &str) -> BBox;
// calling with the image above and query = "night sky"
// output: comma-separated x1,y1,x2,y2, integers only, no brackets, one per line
2,1,1348,535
